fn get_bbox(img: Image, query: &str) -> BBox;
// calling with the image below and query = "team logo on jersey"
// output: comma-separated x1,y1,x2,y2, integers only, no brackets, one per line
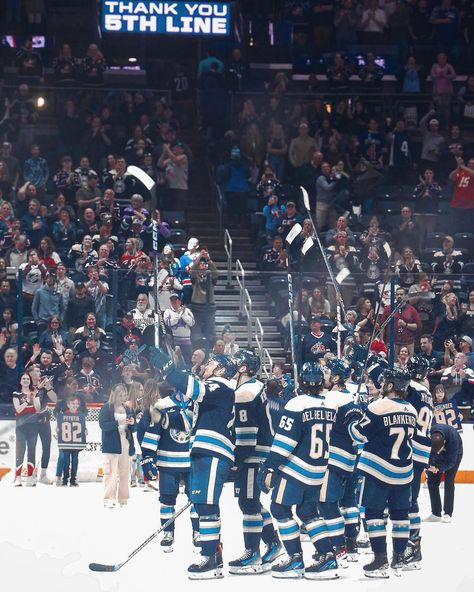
169,428,191,444
311,343,326,354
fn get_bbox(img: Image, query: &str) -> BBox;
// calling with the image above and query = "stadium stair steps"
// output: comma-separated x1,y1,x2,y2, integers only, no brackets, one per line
183,134,288,366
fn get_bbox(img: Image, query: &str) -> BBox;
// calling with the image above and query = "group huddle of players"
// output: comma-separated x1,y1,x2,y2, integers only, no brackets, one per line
141,345,459,580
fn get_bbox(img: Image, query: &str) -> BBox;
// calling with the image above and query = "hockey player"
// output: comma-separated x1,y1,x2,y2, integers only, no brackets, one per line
228,349,282,574
404,355,434,569
139,391,199,552
257,362,339,580
352,367,417,578
320,358,362,564
150,348,237,580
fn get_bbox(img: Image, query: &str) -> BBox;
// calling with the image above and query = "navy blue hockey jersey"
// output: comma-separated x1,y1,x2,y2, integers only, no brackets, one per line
234,377,273,464
266,394,338,487
434,400,463,431
323,390,360,474
352,397,417,486
163,368,236,463
406,380,434,467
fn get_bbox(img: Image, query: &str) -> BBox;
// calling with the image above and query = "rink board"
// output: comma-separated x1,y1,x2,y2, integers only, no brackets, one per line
1,411,474,481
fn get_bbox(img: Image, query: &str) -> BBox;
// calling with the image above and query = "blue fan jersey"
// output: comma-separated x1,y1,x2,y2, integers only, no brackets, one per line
57,411,87,450
352,398,417,486
406,380,434,467
234,377,273,464
266,394,338,487
434,400,463,431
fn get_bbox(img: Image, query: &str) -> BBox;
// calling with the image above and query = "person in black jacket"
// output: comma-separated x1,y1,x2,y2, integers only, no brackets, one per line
425,424,463,523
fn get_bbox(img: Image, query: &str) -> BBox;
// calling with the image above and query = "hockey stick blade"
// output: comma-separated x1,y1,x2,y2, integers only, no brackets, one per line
89,562,123,572
88,501,191,572
301,186,311,211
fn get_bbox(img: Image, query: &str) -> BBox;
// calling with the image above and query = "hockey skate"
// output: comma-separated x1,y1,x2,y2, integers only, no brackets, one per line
271,553,305,579
363,553,390,578
391,551,404,576
346,536,359,562
188,545,224,580
334,545,349,569
261,539,284,571
403,537,422,571
160,531,174,553
228,549,263,574
357,530,372,552
305,552,339,580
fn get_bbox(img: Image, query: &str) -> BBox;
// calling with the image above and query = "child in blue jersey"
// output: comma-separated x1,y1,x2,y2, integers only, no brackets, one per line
258,362,340,580
433,384,463,431
352,367,417,578
56,395,87,486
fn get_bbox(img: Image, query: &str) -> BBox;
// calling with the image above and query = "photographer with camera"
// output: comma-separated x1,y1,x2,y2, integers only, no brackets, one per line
189,247,218,347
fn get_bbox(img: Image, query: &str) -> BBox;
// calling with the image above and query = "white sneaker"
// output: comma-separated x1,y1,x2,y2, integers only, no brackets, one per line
13,476,22,487
423,514,441,522
441,514,452,523
104,501,115,509
25,476,36,487
38,474,52,485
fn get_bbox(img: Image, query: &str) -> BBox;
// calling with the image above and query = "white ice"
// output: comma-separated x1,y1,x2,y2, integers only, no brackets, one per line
0,479,472,592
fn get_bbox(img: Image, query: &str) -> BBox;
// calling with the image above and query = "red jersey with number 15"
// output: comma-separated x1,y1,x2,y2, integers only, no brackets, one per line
451,170,474,208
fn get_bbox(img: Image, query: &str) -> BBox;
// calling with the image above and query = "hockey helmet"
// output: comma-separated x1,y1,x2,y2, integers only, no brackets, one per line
326,358,351,381
381,367,411,392
209,353,238,379
407,355,430,381
234,349,261,376
299,362,324,388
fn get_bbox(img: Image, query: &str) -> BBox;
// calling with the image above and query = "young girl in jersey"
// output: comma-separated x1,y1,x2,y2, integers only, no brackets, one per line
432,384,463,431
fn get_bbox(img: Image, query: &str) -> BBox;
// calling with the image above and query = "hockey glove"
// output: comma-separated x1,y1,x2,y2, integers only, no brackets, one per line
140,456,158,481
257,465,275,494
148,346,176,378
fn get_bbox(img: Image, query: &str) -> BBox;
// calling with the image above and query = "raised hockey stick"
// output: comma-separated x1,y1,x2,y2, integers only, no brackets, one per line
89,500,192,572
287,271,300,392
300,186,348,322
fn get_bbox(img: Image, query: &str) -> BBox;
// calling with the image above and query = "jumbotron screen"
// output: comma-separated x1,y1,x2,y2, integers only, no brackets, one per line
101,1,231,35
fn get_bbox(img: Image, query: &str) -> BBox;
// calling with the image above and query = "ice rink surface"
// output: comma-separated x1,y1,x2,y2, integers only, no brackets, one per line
0,479,472,592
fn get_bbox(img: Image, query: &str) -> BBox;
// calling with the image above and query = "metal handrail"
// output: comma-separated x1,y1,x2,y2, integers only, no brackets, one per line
243,288,253,348
261,348,273,379
236,259,245,317
215,184,224,232
224,229,233,289
255,316,264,371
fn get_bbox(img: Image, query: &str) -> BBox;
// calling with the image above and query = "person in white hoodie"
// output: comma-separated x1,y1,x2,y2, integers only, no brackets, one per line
163,293,195,364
